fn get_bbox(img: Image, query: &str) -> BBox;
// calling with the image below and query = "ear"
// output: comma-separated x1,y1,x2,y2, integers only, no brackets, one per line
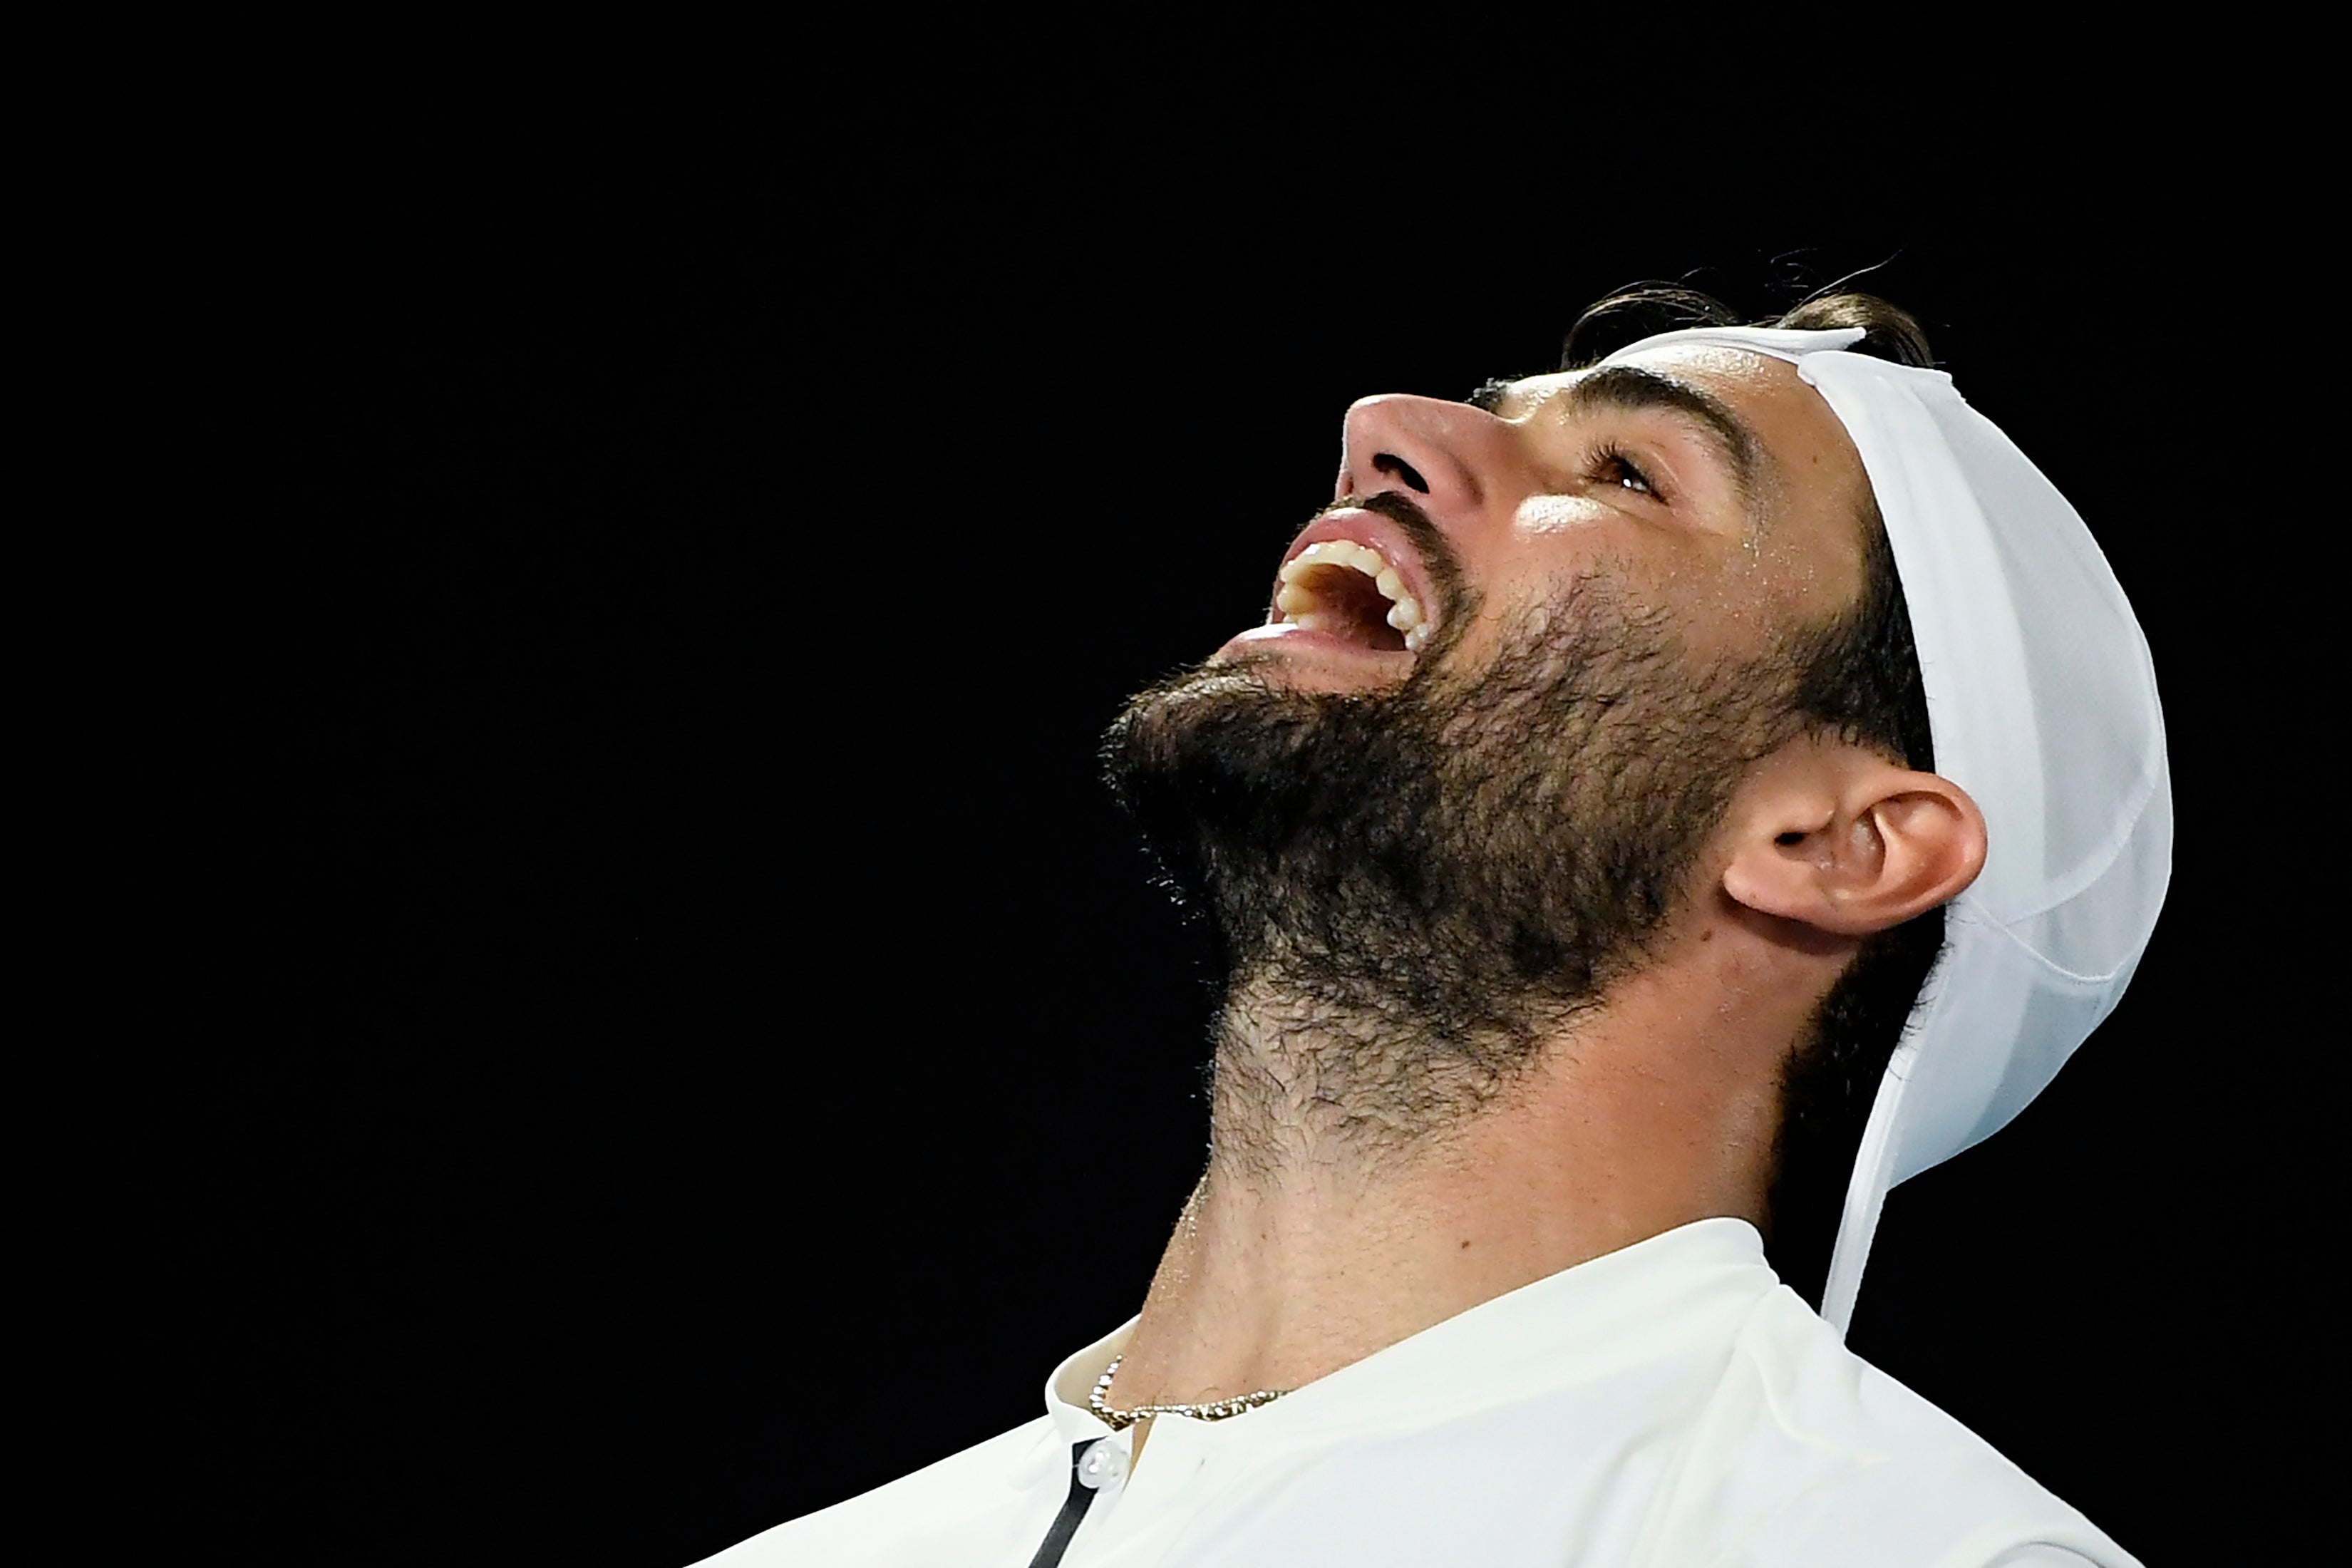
1719,747,1987,939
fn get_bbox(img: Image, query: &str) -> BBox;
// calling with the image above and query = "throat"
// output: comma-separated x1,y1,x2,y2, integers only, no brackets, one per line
1205,970,1562,1185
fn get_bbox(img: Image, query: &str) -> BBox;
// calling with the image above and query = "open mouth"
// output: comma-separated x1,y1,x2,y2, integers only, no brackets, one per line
1274,539,1434,654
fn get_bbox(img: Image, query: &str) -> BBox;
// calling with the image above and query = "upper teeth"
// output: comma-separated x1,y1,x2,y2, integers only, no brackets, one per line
1276,540,1435,654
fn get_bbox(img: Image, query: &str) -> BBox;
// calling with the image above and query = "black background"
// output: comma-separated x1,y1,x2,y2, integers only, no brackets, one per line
103,116,2320,1565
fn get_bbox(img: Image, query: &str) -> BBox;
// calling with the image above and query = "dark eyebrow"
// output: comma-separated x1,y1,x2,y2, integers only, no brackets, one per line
1486,365,1763,508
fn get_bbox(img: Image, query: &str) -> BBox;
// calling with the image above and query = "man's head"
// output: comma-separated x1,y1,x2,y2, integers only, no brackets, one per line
1104,291,1984,1298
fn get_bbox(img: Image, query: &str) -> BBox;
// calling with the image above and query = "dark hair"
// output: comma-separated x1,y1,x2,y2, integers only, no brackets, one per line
1560,285,1942,1308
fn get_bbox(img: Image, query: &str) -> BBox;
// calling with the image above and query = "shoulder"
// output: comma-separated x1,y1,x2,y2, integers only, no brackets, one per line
689,1415,1068,1568
1654,1286,2142,1568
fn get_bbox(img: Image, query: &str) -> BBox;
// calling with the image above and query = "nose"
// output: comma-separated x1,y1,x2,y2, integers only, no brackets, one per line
1335,394,1510,515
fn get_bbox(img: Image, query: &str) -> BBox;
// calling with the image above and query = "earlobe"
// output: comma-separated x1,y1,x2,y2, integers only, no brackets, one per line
1721,763,1986,939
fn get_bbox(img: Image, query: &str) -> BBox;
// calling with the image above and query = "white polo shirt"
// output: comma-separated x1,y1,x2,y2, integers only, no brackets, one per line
703,1219,2137,1567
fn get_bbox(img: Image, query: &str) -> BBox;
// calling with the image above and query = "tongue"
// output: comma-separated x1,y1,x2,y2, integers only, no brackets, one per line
1301,565,1408,651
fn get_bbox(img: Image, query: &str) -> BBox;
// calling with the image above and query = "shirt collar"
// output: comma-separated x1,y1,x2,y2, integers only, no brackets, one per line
1042,1217,1778,1450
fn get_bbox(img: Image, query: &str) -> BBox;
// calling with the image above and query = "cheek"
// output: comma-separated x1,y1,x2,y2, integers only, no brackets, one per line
1751,526,1864,626
1468,525,1825,666
1514,495,1610,536
1648,555,1827,665
1677,585,1775,655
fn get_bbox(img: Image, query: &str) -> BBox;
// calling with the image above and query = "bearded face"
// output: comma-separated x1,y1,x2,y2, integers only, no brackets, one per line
1103,495,1817,1128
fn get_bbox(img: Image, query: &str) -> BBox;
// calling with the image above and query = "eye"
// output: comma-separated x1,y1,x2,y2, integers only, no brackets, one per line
1588,443,1661,499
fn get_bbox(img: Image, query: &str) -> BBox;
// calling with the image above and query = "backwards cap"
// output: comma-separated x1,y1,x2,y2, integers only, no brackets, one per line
1601,325,2173,1336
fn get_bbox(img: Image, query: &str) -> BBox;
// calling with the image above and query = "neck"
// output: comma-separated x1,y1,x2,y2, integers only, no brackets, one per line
1107,926,1804,1418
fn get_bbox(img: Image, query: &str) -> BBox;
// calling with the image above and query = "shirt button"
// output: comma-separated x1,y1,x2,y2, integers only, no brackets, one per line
1076,1437,1129,1490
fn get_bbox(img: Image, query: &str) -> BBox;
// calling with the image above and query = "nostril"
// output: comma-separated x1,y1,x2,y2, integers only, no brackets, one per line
1373,453,1430,493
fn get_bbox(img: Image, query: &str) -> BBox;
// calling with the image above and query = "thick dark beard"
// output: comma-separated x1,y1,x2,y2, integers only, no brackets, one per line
1103,528,1814,1164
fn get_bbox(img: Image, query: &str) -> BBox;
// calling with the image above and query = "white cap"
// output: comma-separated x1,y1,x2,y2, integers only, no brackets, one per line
1602,324,2173,1335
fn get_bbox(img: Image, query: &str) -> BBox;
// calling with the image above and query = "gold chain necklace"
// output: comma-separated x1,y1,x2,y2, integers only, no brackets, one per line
1087,1353,1291,1432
